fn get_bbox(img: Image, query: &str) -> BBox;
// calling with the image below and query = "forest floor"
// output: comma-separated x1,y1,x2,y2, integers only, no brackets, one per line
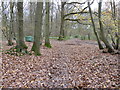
1,39,120,88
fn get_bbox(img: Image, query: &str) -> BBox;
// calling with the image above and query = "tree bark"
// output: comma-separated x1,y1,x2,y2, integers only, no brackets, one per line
1,2,11,45
16,1,27,52
50,0,53,33
98,0,114,53
31,1,43,55
88,2,104,49
44,2,52,48
58,2,66,40
8,1,14,46
116,1,120,50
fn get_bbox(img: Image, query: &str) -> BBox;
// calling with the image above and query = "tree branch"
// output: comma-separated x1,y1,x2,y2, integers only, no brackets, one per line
65,18,91,25
65,18,90,21
64,0,94,18
65,1,86,5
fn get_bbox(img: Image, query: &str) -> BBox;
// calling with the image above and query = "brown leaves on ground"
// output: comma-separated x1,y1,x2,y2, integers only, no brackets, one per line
1,39,120,88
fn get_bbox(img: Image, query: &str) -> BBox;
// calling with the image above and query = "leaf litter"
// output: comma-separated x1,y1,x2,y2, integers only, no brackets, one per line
1,39,119,88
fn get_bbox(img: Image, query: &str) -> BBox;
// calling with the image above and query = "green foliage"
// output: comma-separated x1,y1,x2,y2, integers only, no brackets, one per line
45,43,52,48
5,46,29,56
64,36,70,40
34,52,41,56
74,35,79,38
58,37,64,41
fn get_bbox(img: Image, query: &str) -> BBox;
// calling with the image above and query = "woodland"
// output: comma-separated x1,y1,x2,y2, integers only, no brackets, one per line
0,0,120,89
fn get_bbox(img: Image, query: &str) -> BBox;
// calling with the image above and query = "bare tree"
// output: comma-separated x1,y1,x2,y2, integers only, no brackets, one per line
88,1,104,49
8,1,14,46
16,1,27,52
117,1,120,50
58,2,66,40
31,1,43,55
44,2,52,48
1,2,12,45
98,0,114,53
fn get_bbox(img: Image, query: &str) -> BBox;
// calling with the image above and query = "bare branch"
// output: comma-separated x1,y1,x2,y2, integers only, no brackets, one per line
65,1,86,5
64,0,94,18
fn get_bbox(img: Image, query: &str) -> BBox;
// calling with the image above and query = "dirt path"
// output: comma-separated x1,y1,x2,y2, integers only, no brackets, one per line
2,39,119,88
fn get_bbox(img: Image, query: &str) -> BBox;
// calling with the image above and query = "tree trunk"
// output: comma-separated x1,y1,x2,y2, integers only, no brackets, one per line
98,1,114,53
88,2,104,49
50,0,53,33
8,2,14,46
110,1,119,50
29,1,35,24
31,1,43,55
58,2,66,40
116,2,120,50
16,1,27,52
88,33,91,40
29,2,33,24
2,2,10,45
44,2,52,48
116,37,119,50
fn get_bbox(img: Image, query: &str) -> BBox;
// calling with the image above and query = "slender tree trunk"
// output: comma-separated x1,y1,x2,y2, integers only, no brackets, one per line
55,2,59,36
29,2,33,24
2,2,13,46
50,0,53,33
56,12,58,31
31,1,43,55
98,1,114,53
8,1,14,46
58,2,66,40
29,1,35,24
88,2,104,49
116,35,119,50
44,2,52,48
88,33,91,40
16,1,27,52
116,2,120,50
1,2,9,43
110,0,119,50
1,2,6,34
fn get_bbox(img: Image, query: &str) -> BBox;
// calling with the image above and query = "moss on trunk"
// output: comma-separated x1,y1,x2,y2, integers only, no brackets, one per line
8,40,14,46
45,43,52,48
